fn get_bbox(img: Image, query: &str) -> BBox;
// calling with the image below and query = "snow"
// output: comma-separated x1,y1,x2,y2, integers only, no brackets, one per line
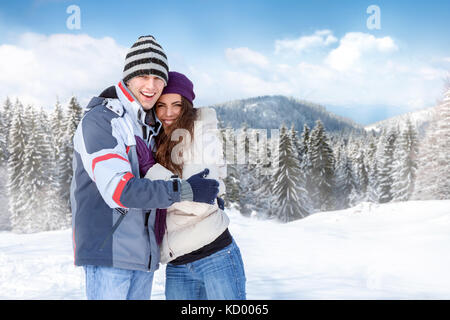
1,200,450,300
364,105,435,133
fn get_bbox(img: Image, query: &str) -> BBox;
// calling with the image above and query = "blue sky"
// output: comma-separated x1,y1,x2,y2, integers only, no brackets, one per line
0,0,449,124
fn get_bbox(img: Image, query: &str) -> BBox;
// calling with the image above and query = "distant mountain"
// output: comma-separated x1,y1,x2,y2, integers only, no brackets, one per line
206,95,363,134
364,105,436,136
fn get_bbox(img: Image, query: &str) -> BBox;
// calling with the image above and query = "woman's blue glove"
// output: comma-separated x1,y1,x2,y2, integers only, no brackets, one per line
186,168,219,205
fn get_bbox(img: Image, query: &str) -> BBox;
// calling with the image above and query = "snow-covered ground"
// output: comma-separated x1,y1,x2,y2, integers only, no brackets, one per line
1,200,450,300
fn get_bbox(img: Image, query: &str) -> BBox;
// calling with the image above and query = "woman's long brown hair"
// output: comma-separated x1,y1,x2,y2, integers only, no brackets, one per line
155,96,198,177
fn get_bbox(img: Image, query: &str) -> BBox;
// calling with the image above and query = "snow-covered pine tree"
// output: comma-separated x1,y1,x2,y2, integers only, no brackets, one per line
299,124,310,164
392,118,418,201
434,89,450,199
290,124,302,162
235,124,260,216
414,88,450,200
272,124,309,222
37,108,53,187
18,106,47,232
51,99,65,161
39,107,70,230
249,128,274,219
354,150,369,202
0,97,14,162
254,140,276,219
57,96,83,212
335,151,357,209
368,160,381,203
64,96,84,138
47,100,69,216
7,101,28,232
366,131,380,203
378,127,398,203
221,127,240,208
299,124,315,209
289,125,312,213
309,120,336,211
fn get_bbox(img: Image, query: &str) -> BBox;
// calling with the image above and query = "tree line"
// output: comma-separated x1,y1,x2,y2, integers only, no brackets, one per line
1,88,448,232
221,89,450,222
0,97,83,233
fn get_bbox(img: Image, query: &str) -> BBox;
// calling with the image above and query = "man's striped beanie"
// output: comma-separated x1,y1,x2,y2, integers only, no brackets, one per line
122,35,169,85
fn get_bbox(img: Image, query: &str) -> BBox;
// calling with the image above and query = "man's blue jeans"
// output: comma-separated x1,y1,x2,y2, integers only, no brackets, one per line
83,265,154,300
165,239,246,300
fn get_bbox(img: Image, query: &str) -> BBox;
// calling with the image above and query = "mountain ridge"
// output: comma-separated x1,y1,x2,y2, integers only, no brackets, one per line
204,95,364,134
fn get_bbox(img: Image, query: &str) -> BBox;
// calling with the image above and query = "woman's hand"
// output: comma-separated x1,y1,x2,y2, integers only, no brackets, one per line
186,168,219,205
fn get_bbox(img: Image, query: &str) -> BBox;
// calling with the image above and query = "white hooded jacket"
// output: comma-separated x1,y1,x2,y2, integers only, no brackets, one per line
145,107,229,264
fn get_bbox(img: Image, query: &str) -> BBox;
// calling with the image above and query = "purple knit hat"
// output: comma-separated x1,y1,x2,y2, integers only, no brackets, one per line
161,71,195,104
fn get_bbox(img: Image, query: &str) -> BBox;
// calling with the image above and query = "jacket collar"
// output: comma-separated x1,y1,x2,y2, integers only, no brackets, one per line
115,80,162,141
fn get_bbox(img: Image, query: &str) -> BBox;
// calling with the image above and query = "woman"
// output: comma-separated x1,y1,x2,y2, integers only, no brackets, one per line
143,71,246,300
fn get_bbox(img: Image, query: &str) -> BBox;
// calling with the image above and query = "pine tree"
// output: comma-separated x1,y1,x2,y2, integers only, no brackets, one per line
378,127,398,203
0,97,13,162
354,150,369,200
367,132,381,203
368,160,381,203
434,89,450,199
51,99,65,161
235,125,258,216
309,120,335,211
221,127,240,208
64,96,84,138
299,124,314,210
272,124,309,222
57,96,83,212
19,106,46,232
7,101,27,232
335,151,357,209
392,118,418,201
289,125,312,212
48,101,69,218
413,88,450,200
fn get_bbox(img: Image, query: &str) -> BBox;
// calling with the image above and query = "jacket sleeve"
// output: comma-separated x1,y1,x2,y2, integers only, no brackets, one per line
73,108,181,210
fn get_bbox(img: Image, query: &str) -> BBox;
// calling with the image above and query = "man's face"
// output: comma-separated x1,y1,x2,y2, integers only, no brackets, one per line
126,75,165,110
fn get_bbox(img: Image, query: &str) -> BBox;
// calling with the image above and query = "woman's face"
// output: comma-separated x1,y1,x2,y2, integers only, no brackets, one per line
155,93,183,129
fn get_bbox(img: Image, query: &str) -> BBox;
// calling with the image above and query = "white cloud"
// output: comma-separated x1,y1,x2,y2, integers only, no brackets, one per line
201,31,446,115
275,30,337,54
0,31,446,121
0,32,127,109
225,47,269,68
325,32,398,71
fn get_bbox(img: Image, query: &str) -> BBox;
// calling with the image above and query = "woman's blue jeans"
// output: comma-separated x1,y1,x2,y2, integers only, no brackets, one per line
83,265,154,300
165,239,246,300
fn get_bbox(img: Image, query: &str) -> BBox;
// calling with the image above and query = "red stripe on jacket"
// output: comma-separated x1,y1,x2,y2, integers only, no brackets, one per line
92,154,130,174
118,82,134,102
112,172,134,208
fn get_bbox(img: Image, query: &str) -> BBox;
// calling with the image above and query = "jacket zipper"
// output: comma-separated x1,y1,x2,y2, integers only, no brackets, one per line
145,209,152,270
98,208,128,251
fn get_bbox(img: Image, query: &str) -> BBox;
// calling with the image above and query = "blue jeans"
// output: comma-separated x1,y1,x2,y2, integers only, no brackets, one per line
84,265,154,300
165,239,246,300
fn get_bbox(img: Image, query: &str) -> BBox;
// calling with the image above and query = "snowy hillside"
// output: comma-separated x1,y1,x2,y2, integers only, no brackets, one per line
364,105,435,136
1,200,450,299
209,95,363,134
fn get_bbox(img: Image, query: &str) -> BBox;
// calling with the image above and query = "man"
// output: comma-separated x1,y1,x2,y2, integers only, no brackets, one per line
70,35,219,300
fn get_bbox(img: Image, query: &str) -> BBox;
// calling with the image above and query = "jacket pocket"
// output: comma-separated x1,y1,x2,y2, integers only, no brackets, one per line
98,208,129,251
